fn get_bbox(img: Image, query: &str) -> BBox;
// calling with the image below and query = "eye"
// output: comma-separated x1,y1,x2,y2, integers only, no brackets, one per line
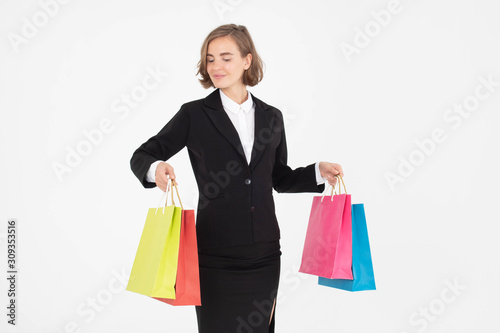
207,59,214,63
223,58,231,62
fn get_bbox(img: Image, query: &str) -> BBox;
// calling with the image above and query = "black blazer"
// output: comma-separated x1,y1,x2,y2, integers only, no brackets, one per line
130,88,325,249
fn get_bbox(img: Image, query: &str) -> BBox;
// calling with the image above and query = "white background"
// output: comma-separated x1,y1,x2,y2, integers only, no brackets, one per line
1,0,499,332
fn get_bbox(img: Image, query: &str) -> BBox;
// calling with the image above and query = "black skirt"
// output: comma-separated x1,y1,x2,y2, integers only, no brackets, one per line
195,240,281,333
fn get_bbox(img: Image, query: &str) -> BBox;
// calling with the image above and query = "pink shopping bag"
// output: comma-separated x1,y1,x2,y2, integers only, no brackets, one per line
299,176,353,279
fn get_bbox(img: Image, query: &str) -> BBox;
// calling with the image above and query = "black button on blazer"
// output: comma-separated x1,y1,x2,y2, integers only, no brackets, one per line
130,88,325,249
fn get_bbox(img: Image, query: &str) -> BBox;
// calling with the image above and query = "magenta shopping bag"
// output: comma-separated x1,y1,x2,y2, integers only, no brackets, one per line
299,176,353,279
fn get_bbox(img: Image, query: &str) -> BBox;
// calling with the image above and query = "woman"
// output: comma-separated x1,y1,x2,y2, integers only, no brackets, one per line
130,23,343,332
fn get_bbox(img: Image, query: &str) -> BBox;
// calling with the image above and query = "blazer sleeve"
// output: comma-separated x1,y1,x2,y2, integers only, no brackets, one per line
272,109,325,194
130,104,190,188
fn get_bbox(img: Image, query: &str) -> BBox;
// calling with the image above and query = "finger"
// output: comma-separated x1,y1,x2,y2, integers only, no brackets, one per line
326,175,337,186
156,172,170,190
156,172,169,186
337,165,344,177
327,164,339,176
167,174,178,186
168,177,178,186
165,167,176,181
332,164,344,177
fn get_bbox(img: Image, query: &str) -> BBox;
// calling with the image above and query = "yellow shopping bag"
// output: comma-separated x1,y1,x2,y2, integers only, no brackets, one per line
126,180,182,299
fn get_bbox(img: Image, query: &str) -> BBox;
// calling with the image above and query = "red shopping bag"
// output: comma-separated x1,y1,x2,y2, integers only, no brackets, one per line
153,191,201,306
299,176,353,279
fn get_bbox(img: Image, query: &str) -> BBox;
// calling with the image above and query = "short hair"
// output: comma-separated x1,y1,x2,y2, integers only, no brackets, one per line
196,24,264,89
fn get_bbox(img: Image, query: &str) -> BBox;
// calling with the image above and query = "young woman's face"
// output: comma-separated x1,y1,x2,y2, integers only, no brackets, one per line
206,36,252,91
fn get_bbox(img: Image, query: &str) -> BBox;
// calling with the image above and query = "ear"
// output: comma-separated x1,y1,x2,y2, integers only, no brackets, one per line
244,53,253,70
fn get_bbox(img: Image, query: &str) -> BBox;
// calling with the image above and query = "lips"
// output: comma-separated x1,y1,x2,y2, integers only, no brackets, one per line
213,74,226,79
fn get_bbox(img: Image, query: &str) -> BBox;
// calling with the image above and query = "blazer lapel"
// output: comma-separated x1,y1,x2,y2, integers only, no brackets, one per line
203,89,276,172
203,89,248,167
249,96,275,171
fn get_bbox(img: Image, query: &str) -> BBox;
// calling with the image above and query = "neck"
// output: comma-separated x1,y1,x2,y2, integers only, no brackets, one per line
221,85,248,105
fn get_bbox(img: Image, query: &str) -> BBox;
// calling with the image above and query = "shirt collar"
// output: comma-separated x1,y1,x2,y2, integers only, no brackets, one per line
219,89,254,115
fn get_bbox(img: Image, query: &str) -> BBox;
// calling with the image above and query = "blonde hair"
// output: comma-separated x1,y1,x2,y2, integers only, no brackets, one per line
196,24,264,89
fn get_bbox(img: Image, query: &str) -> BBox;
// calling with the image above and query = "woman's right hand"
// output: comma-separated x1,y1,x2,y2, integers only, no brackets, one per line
155,162,177,192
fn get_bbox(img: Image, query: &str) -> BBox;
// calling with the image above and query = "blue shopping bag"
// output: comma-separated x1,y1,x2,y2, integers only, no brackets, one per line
318,203,376,291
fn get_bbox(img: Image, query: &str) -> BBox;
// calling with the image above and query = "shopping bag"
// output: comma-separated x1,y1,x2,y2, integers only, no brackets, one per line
299,175,353,279
153,208,202,306
126,181,182,299
318,203,376,291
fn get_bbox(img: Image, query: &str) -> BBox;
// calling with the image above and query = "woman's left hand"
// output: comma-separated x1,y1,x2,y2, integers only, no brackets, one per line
319,161,344,187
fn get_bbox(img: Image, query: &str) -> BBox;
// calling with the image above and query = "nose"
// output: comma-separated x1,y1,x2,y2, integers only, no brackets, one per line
212,59,222,70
